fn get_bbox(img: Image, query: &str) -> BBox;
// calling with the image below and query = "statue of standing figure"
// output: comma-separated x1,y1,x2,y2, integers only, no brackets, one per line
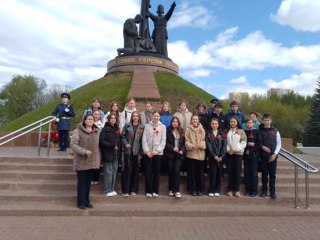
117,1,176,58
148,1,176,58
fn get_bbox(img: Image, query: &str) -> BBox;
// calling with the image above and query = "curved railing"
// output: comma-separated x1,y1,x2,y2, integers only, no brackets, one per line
0,116,56,156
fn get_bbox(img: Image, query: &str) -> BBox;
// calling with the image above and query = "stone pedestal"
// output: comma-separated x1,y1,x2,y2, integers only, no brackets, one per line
107,54,179,75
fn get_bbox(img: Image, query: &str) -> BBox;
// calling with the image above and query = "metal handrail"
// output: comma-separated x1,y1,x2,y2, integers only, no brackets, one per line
279,147,319,209
0,116,56,156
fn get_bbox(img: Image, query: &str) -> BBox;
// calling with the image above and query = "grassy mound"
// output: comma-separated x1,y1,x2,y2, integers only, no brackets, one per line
1,72,132,131
1,71,215,131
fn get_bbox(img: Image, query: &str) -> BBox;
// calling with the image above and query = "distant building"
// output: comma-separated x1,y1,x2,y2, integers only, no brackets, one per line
267,88,293,97
228,92,249,102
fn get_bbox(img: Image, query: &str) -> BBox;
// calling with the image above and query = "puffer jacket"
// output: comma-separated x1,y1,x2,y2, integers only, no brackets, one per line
71,123,100,171
142,121,166,155
185,123,206,160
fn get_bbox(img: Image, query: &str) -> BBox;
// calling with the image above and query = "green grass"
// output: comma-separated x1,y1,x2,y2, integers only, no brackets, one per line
1,71,216,132
155,72,215,111
0,72,132,131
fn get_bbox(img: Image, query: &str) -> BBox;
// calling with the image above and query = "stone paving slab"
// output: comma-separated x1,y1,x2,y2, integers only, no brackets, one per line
0,216,319,240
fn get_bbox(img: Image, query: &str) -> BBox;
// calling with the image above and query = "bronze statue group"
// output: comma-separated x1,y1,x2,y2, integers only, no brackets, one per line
52,94,281,210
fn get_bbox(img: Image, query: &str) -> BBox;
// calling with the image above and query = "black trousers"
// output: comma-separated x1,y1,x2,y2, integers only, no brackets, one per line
121,154,139,194
167,154,181,193
58,130,69,150
144,155,162,194
260,153,277,194
187,158,204,193
208,158,223,194
227,154,243,192
243,154,259,193
76,169,93,207
92,168,100,182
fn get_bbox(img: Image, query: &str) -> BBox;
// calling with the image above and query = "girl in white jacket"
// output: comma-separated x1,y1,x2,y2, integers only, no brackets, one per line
142,110,167,197
226,117,247,198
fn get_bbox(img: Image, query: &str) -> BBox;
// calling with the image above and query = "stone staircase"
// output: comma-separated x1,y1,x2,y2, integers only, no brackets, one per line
0,147,319,216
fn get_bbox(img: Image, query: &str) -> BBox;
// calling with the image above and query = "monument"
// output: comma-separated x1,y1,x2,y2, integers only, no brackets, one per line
107,0,179,75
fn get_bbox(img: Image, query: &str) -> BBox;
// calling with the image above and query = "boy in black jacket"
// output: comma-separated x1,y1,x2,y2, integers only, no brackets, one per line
243,119,261,197
259,113,281,199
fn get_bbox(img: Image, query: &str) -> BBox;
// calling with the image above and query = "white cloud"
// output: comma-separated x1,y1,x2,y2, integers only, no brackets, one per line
264,72,318,96
183,68,212,79
0,0,138,88
170,3,216,29
271,0,320,32
230,76,249,85
169,27,320,96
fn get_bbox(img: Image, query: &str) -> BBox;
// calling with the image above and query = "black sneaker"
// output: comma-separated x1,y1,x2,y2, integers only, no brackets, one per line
249,192,257,197
77,205,87,210
86,203,93,208
270,193,277,199
260,191,267,198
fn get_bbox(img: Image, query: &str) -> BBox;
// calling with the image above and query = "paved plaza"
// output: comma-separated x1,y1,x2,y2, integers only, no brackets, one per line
1,216,320,240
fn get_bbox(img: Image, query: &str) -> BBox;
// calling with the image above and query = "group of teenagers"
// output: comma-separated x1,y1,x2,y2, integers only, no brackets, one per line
52,93,281,210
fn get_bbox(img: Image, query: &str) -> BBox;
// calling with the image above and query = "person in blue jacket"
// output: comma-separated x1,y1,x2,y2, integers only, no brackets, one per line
224,101,245,129
52,93,75,151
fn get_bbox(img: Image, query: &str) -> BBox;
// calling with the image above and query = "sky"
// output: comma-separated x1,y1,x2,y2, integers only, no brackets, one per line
0,0,319,99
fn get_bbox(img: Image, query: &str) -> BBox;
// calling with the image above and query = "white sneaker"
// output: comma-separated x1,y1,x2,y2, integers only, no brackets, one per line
169,191,174,196
105,192,114,197
214,193,220,197
152,193,158,198
112,191,117,196
122,193,130,197
130,192,136,196
208,193,214,197
146,193,152,198
175,192,181,198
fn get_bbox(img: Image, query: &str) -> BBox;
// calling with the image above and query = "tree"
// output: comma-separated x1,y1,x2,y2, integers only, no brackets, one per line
0,74,47,122
304,77,320,146
45,84,73,102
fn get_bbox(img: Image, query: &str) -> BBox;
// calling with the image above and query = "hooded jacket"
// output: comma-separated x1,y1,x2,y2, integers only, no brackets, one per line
71,123,100,171
185,123,206,160
142,121,166,155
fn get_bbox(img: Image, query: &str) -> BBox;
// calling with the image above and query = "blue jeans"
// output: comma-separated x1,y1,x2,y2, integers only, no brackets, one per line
103,160,118,194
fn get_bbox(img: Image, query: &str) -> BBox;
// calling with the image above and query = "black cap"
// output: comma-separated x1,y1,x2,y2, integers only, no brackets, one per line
61,93,70,99
210,98,218,104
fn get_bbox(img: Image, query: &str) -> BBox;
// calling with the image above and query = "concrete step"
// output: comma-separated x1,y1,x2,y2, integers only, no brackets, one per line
0,177,318,194
0,190,319,208
0,156,73,165
0,163,73,172
0,202,319,217
0,171,77,180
